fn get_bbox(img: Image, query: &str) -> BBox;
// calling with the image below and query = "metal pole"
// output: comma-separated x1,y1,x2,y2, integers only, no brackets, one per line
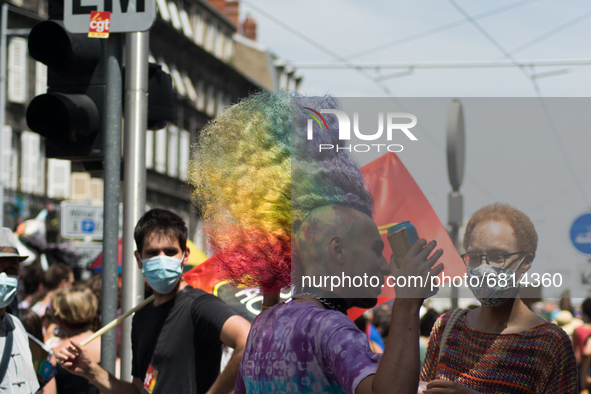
449,219,460,310
120,31,149,382
446,99,465,311
100,33,123,376
0,3,8,227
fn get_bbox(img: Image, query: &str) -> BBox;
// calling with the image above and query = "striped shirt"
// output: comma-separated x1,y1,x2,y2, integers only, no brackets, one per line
420,310,578,394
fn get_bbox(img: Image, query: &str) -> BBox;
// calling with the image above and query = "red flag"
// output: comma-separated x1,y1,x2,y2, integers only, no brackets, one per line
348,152,465,321
183,258,217,293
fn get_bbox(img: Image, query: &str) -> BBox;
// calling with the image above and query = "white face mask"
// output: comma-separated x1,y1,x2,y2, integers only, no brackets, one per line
0,273,18,309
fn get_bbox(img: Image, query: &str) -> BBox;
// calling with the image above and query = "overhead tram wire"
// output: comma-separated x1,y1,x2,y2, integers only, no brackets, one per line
500,10,591,58
243,1,590,206
286,60,591,69
446,0,591,209
241,0,501,202
529,173,591,215
346,0,541,60
446,0,535,80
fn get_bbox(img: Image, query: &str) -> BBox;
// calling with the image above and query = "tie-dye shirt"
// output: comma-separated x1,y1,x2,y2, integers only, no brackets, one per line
235,301,381,394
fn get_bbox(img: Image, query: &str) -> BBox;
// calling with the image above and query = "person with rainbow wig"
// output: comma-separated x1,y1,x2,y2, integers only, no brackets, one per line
190,91,445,394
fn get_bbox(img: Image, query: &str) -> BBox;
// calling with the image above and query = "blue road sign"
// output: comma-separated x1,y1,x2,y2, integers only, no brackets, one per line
570,212,591,256
81,219,95,233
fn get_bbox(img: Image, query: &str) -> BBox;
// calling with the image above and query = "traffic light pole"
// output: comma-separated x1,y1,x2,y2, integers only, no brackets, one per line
0,4,7,228
100,33,123,377
120,30,149,382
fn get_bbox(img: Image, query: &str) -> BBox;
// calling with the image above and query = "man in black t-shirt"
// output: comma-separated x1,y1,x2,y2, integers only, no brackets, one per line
57,209,251,394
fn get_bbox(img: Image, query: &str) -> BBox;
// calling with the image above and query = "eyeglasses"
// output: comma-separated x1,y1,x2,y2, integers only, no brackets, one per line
461,252,527,269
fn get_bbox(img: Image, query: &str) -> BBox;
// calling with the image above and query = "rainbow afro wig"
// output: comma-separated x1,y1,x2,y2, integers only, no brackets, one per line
188,91,373,292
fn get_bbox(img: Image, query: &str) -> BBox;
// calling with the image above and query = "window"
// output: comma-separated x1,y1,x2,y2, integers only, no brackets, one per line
47,159,71,199
179,8,193,39
156,0,171,22
167,125,179,178
182,72,198,103
215,30,224,59
146,129,154,169
8,37,27,104
35,62,47,96
20,131,40,194
36,139,46,195
70,172,91,201
1,126,18,190
167,1,182,30
170,64,187,97
216,90,225,115
90,178,104,202
206,85,215,117
178,130,190,181
193,11,204,45
204,19,216,52
196,80,205,111
155,126,167,173
224,33,233,62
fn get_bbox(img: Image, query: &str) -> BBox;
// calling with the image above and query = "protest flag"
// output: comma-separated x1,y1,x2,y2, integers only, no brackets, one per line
347,152,465,321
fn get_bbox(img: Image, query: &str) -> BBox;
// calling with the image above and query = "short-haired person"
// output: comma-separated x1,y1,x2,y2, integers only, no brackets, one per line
43,286,101,394
235,204,444,394
0,228,40,393
574,298,591,365
57,209,251,394
18,263,44,310
420,203,577,393
577,298,591,391
31,262,74,314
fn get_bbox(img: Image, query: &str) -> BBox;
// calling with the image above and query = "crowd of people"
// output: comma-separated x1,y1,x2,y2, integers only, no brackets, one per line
0,199,587,394
0,91,584,394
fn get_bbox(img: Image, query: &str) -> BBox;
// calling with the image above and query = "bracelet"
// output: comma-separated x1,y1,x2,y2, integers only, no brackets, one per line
261,305,273,310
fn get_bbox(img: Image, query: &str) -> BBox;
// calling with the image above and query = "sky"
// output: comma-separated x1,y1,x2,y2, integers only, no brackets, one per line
239,1,591,303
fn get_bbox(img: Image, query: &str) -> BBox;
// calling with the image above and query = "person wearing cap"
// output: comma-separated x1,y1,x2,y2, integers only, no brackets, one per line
0,227,40,393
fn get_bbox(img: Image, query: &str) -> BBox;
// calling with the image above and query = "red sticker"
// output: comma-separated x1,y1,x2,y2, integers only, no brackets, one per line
88,11,111,38
143,364,158,393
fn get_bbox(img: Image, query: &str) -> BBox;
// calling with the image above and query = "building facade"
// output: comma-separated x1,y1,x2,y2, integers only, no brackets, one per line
0,0,301,265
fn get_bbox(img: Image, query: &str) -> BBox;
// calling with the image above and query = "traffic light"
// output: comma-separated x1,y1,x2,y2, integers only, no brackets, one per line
26,19,106,160
120,63,174,131
146,63,174,131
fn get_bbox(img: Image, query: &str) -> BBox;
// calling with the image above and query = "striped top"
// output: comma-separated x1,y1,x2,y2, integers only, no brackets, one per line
420,311,578,394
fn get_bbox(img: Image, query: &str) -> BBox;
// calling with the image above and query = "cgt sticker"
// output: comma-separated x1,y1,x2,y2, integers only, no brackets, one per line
88,11,111,38
143,364,158,393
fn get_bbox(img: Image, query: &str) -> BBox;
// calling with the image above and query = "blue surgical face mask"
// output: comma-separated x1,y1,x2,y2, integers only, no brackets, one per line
141,252,184,294
0,273,19,309
467,258,525,307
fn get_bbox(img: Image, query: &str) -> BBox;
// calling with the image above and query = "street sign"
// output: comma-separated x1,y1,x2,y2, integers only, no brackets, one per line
70,242,103,268
570,212,591,256
64,0,156,34
60,201,123,240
